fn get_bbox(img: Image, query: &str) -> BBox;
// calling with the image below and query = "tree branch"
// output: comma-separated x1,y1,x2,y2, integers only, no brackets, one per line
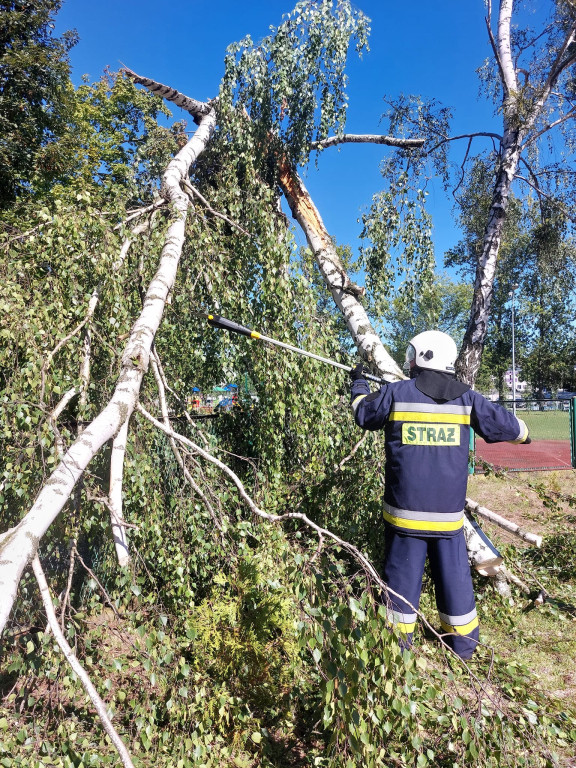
149,348,223,531
425,132,503,156
115,198,166,229
180,178,254,238
150,353,210,448
121,67,213,122
485,9,507,92
48,387,79,458
32,555,135,768
542,23,576,97
311,134,425,150
514,164,576,225
40,289,100,404
335,431,370,471
453,136,474,200
74,547,120,617
521,105,576,149
59,540,77,631
109,418,131,567
465,497,542,547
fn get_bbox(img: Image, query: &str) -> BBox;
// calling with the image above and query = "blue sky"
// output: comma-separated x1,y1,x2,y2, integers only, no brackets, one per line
55,0,500,269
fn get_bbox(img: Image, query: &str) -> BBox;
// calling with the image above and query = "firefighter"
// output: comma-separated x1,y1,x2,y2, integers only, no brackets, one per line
349,331,531,659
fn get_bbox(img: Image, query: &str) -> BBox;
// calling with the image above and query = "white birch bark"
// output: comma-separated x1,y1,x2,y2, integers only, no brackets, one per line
465,497,542,547
0,109,216,635
459,0,522,383
496,0,517,95
109,417,131,567
278,162,404,381
458,5,576,383
458,133,523,383
463,510,504,576
32,556,136,768
312,134,424,150
122,68,213,121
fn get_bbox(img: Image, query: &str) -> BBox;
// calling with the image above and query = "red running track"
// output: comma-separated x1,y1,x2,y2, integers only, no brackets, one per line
474,438,573,472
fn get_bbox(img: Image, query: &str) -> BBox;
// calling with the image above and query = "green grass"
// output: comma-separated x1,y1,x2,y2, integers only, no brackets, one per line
516,409,571,440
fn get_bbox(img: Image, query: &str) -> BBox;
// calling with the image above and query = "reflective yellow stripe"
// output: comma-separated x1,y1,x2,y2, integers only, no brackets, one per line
385,614,416,635
383,509,464,532
390,411,470,424
509,417,529,444
439,616,479,636
250,331,261,339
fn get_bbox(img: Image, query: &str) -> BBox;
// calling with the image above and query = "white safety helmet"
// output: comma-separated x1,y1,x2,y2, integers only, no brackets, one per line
405,330,458,374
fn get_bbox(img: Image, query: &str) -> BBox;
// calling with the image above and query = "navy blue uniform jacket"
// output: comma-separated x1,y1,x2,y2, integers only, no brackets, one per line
351,375,528,537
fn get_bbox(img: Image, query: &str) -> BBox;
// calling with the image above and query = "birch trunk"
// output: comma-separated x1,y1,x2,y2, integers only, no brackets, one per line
465,497,542,547
463,509,504,576
278,161,404,382
457,131,522,384
0,109,216,635
109,418,131,567
458,0,521,383
457,1,576,384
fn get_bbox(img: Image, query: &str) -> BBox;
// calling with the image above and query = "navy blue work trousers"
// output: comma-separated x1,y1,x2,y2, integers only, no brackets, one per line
382,526,479,659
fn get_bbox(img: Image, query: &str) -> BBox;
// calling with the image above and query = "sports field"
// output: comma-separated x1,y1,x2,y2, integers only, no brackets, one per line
517,409,570,441
475,437,572,471
473,405,573,471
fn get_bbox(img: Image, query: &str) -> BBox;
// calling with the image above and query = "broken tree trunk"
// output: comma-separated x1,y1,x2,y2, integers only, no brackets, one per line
277,160,404,382
122,68,405,383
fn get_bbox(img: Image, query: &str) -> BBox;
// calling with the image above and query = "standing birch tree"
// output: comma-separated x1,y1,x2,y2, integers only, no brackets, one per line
377,0,576,384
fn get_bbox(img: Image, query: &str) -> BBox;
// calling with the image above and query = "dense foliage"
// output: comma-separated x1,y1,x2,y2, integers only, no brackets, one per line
1,2,575,767
0,0,78,206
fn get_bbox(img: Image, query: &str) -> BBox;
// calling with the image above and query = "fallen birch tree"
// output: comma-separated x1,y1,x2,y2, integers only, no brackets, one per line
0,107,217,632
1,0,524,635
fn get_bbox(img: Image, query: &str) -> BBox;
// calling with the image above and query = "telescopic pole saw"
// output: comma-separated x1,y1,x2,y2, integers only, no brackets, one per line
207,313,387,385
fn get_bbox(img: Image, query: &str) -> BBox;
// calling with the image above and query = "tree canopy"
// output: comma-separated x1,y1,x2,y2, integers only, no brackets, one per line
0,0,79,206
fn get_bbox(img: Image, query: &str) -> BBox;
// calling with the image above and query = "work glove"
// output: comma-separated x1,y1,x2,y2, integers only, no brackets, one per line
349,363,366,382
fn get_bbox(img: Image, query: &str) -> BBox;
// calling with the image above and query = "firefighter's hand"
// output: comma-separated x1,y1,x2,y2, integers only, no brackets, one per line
350,363,366,382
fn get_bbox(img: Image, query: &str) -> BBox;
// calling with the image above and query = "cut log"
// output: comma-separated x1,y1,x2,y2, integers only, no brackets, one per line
466,497,542,547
